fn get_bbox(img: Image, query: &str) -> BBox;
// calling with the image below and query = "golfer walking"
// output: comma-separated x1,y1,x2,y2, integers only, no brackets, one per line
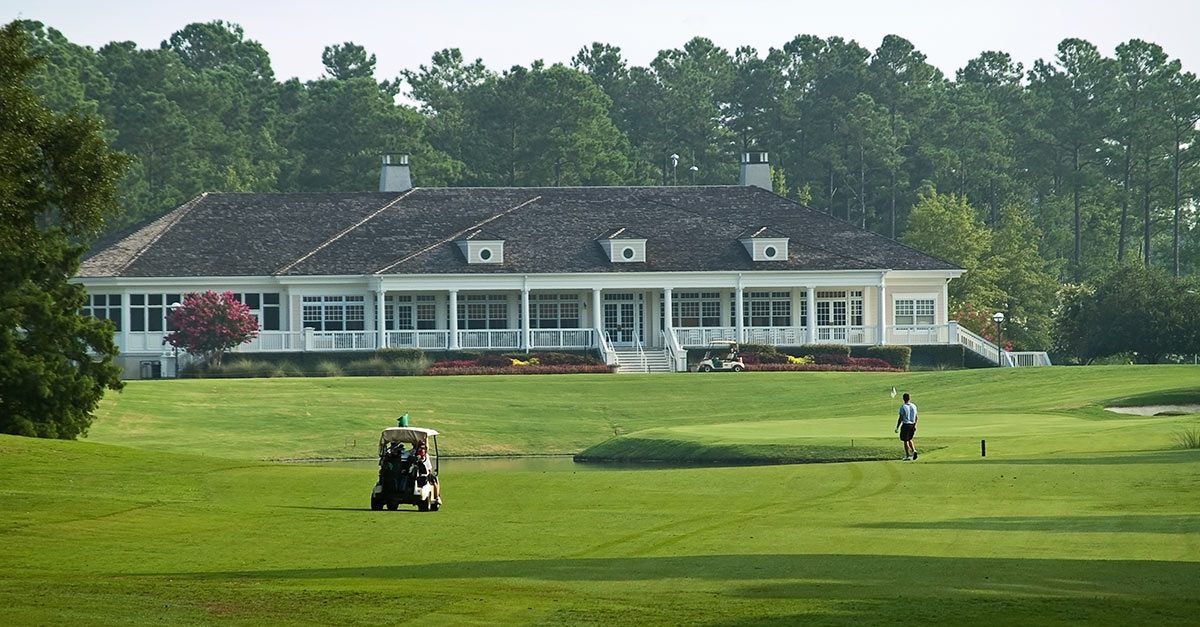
895,393,918,460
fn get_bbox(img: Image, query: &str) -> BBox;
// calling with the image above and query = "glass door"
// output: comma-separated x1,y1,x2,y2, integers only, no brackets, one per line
603,293,641,346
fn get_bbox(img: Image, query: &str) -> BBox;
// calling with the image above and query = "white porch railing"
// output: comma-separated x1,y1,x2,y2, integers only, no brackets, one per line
236,332,304,352
886,324,955,345
386,330,450,350
528,328,595,349
671,327,740,346
672,326,880,347
307,331,377,351
1003,351,1053,367
458,330,521,350
745,326,809,345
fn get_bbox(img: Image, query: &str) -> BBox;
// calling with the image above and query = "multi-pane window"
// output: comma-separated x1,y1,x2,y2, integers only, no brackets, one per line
816,289,854,326
672,292,721,327
736,291,792,327
850,290,863,327
530,294,580,329
302,295,365,331
894,298,935,325
385,295,413,331
230,292,281,331
128,293,180,332
457,294,509,330
416,295,437,330
81,294,122,331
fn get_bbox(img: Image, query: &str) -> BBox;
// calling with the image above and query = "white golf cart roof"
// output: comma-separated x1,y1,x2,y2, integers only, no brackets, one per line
707,340,738,347
379,427,438,455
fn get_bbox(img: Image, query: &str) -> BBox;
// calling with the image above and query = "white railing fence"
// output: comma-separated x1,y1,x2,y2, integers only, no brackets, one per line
661,327,687,372
598,330,617,366
1003,351,1053,367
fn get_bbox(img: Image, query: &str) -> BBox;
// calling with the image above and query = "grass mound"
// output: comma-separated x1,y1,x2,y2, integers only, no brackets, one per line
1104,386,1200,407
575,431,896,464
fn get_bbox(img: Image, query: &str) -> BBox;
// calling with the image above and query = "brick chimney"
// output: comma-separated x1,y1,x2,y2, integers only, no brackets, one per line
379,153,412,192
739,151,771,191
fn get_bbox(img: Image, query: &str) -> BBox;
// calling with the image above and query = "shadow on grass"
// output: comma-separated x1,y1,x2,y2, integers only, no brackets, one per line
141,553,1198,587
135,554,1200,623
277,505,426,513
854,514,1200,534
940,449,1200,466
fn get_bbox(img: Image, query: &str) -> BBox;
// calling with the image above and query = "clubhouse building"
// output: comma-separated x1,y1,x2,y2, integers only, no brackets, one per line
77,153,984,377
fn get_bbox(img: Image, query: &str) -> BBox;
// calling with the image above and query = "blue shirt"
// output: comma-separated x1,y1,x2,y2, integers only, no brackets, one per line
899,402,918,424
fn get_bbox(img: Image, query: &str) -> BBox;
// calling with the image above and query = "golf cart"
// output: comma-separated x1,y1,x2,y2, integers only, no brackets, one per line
371,426,441,512
691,340,745,372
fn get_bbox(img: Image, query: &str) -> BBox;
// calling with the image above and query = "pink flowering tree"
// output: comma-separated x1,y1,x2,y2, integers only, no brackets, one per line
163,291,259,367
951,303,1013,351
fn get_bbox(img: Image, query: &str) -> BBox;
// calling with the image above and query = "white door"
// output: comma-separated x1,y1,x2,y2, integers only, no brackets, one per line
603,293,641,346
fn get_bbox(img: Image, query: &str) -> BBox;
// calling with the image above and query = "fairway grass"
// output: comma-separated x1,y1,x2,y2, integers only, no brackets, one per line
3,366,1199,625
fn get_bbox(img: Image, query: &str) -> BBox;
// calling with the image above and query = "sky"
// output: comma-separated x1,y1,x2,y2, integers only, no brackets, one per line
4,0,1200,85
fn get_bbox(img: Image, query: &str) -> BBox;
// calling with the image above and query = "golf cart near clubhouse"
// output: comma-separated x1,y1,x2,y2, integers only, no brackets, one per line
691,340,745,372
372,426,440,512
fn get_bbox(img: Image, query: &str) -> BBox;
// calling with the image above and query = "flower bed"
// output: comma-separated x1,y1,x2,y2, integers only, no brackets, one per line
427,352,610,375
426,364,612,376
750,362,902,372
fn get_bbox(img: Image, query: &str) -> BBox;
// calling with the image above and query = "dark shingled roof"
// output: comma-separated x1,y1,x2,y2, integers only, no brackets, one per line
79,186,959,278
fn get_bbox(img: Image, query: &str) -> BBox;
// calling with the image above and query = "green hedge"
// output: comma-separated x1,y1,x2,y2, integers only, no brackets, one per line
788,344,851,357
865,345,911,370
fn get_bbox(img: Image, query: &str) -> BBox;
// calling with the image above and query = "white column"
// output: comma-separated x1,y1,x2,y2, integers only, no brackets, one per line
876,282,886,345
120,289,130,355
521,283,530,351
448,290,459,351
376,287,386,349
662,288,673,347
735,276,744,343
806,287,817,345
592,288,602,343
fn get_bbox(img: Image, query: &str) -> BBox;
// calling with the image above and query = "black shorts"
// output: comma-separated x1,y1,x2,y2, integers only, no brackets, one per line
899,423,916,442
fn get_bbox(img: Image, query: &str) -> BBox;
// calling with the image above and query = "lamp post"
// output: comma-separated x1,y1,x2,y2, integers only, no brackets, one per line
670,153,679,186
992,311,1005,366
689,164,698,184
167,301,182,377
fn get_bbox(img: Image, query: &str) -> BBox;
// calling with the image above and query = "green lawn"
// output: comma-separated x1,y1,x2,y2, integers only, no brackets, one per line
2,366,1199,625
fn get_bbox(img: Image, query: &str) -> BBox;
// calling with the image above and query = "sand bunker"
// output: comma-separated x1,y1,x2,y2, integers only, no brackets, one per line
1105,405,1200,416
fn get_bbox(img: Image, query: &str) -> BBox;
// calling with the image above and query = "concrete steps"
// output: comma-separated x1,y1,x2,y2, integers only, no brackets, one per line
612,347,673,373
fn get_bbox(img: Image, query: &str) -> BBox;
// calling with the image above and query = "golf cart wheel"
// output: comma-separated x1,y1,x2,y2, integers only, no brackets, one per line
418,498,430,512
699,364,712,372
370,496,383,511
430,500,440,512
731,364,744,372
386,501,399,511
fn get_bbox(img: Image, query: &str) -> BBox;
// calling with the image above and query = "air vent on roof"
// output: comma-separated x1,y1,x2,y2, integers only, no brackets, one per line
597,227,647,263
739,226,788,262
456,229,504,264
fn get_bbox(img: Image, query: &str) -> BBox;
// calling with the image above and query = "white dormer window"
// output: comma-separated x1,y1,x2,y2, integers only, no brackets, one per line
456,230,504,264
739,227,788,262
597,228,647,263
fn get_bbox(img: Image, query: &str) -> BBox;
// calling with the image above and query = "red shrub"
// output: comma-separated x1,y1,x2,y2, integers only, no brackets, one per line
849,357,893,369
813,353,851,365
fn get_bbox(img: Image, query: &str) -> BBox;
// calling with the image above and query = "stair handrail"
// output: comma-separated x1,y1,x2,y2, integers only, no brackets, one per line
954,324,1002,365
597,329,617,367
633,335,648,373
661,327,686,373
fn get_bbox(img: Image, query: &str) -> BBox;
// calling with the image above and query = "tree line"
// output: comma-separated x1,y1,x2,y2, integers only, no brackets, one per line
13,19,1200,357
